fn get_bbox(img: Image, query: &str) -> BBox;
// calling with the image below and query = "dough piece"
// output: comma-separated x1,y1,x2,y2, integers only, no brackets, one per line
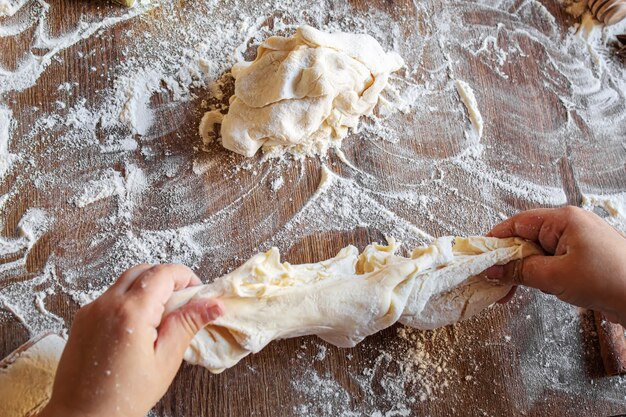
216,26,404,157
0,334,66,417
113,0,135,6
165,236,541,373
455,79,483,141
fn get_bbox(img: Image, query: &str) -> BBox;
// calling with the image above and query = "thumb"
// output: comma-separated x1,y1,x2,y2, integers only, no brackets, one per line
155,298,224,361
484,255,565,296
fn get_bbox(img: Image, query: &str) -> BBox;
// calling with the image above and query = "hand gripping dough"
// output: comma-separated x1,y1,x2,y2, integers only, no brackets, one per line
216,25,404,156
164,236,541,373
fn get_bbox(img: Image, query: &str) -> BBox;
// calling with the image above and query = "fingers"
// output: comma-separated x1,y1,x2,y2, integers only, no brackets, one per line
109,264,154,293
105,264,203,330
155,298,224,361
112,264,201,296
484,255,566,297
488,207,578,254
127,264,202,305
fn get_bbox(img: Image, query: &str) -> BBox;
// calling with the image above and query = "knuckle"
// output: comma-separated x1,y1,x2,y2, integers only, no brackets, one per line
178,309,202,335
150,264,170,274
142,264,170,282
132,263,152,272
114,302,137,325
117,271,130,283
119,264,149,282
560,205,584,220
75,296,116,324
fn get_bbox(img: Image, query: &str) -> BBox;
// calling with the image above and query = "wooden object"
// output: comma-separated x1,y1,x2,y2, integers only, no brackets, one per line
594,311,626,376
588,0,626,25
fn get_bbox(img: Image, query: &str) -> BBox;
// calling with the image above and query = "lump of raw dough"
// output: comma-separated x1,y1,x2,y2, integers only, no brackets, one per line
0,334,66,417
213,25,404,157
164,236,541,373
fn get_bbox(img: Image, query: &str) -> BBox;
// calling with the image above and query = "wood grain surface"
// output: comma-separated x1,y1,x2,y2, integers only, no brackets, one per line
1,1,626,416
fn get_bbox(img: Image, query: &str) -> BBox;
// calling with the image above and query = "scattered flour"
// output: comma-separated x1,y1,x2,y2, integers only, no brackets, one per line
71,169,127,208
0,105,17,180
291,327,459,416
0,2,153,95
582,192,626,232
118,69,163,136
314,344,327,361
0,209,51,276
0,0,28,17
270,176,285,192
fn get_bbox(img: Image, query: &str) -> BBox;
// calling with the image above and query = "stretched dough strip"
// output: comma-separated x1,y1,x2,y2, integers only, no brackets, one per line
164,236,541,373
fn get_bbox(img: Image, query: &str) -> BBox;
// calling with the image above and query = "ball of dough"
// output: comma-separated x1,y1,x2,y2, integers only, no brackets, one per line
217,25,404,157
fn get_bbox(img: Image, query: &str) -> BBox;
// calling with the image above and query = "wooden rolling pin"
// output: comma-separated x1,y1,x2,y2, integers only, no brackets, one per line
593,311,626,376
588,0,626,25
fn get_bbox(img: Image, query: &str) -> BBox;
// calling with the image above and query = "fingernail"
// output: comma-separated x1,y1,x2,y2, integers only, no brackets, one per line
484,265,504,281
207,301,224,320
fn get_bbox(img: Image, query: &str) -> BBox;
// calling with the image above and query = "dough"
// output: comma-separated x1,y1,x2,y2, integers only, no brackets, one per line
165,236,541,373
455,79,483,141
215,26,404,156
0,334,66,417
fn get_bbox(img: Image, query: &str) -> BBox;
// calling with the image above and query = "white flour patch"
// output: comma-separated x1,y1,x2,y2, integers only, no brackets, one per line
16,208,50,243
0,265,65,335
118,71,160,136
270,164,434,248
72,163,147,207
314,344,327,361
291,326,461,416
71,170,126,208
0,105,17,180
0,209,51,275
270,176,285,192
100,136,138,154
0,0,28,17
292,369,357,417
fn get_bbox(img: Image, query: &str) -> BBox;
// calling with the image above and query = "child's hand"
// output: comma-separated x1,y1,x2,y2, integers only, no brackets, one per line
484,206,626,326
38,264,223,417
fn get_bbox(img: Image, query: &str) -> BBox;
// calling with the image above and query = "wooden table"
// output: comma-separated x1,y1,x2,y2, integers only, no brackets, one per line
1,0,625,416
